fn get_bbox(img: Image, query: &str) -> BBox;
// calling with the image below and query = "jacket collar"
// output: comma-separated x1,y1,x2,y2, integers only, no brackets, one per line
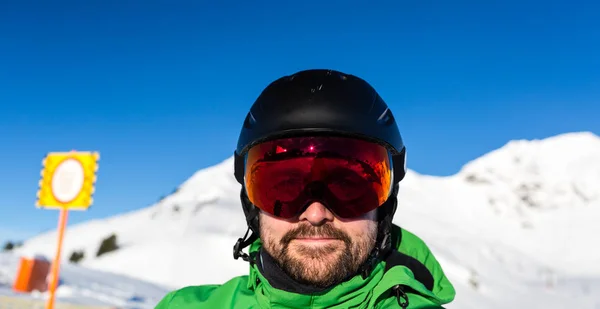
248,255,387,308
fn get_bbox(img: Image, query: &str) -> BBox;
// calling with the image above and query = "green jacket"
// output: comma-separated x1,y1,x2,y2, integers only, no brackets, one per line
155,225,455,308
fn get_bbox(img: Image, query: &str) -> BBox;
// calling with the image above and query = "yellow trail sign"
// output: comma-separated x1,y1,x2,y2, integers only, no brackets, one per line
33,150,100,309
36,151,99,211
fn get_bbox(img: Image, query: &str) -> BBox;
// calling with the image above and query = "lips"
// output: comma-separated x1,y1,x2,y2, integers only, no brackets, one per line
280,223,351,245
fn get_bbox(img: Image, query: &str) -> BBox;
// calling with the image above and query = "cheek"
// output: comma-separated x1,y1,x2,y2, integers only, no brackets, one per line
364,208,378,221
348,222,376,237
342,216,378,238
259,212,293,239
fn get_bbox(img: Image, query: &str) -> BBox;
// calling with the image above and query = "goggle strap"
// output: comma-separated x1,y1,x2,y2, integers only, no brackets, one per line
234,151,245,185
392,148,407,184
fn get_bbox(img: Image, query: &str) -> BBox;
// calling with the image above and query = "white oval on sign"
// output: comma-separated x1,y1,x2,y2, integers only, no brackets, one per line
51,158,85,203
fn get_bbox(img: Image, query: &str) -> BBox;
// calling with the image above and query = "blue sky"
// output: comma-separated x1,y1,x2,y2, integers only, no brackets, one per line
1,1,599,244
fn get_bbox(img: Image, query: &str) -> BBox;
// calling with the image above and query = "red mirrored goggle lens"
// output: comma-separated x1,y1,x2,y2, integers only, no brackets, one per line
244,136,392,219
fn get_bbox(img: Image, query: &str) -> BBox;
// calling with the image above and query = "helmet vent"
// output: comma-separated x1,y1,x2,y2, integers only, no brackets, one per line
310,84,324,94
377,108,394,126
243,112,257,129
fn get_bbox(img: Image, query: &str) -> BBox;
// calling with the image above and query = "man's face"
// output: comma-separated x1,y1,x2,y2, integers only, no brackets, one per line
259,202,378,288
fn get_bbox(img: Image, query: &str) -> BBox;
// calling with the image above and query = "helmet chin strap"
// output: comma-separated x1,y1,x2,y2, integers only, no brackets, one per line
358,183,398,279
233,226,258,263
233,184,400,279
233,188,260,263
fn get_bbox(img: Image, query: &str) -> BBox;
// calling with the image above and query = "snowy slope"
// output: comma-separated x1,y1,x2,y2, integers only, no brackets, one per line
454,131,600,275
0,252,169,308
12,131,600,309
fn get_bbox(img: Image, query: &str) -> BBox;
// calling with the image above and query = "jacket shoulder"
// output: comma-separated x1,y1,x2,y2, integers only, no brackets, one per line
154,275,255,308
392,224,430,258
390,224,456,303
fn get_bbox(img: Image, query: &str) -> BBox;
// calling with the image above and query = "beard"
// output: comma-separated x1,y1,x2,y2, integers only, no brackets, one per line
261,221,378,288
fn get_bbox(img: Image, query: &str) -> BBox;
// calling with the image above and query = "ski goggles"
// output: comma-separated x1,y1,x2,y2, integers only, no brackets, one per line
242,136,394,219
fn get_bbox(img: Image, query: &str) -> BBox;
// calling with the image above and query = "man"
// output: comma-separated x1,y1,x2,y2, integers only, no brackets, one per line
155,69,456,308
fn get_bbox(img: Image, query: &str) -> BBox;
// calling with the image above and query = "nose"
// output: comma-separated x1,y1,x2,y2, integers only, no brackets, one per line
298,202,334,226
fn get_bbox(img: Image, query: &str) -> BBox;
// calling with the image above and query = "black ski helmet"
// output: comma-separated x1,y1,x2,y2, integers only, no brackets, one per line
233,69,407,272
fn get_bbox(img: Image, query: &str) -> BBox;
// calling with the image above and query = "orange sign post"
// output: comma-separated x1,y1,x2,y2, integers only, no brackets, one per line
35,150,99,309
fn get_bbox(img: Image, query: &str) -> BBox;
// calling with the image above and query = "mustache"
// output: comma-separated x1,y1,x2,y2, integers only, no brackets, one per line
281,223,351,245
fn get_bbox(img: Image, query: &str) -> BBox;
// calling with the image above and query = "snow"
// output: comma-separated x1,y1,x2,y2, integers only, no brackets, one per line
0,252,169,308
2,131,599,308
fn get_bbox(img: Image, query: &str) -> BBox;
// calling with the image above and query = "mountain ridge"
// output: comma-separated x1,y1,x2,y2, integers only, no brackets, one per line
12,131,600,308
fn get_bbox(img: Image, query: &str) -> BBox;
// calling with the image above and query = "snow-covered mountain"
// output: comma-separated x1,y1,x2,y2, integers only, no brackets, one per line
11,131,600,309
